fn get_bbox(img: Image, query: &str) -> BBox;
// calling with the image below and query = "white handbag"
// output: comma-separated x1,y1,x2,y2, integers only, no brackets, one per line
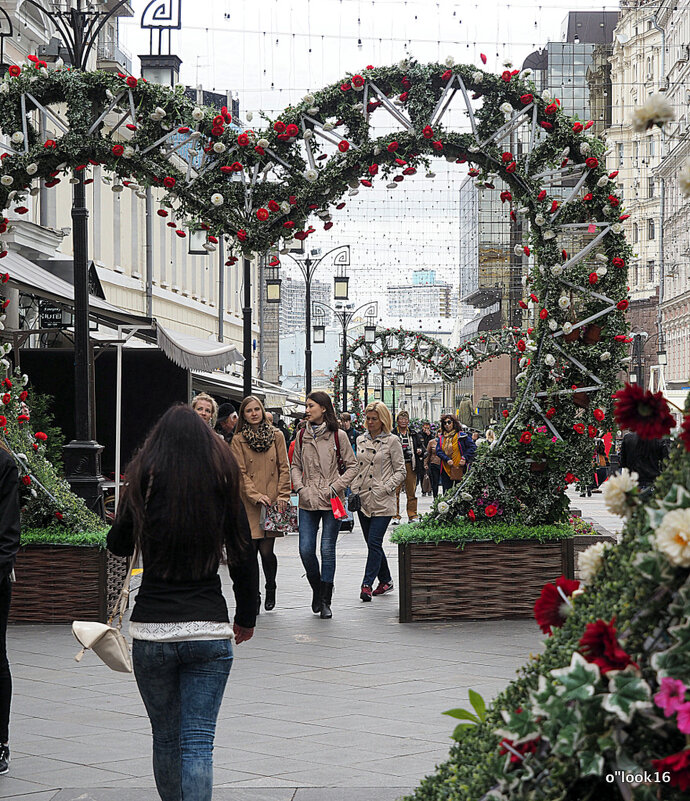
72,547,138,673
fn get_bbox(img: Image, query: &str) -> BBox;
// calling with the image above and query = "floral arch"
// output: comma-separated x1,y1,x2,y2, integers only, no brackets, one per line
0,56,633,525
331,327,524,417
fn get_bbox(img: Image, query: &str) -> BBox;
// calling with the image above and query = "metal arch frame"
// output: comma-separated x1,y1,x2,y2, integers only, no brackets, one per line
0,8,13,67
279,244,351,396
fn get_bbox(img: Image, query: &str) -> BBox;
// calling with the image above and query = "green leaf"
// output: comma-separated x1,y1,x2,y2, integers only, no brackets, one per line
497,707,539,742
451,722,476,741
633,550,675,585
550,652,601,702
442,707,479,723
578,751,604,777
602,670,651,723
552,722,581,757
468,689,487,721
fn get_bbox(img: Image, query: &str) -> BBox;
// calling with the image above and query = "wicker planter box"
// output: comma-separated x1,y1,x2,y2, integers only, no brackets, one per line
9,545,128,624
398,539,574,623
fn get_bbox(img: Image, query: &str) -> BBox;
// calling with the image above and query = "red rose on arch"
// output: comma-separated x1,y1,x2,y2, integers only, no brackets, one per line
540,121,553,131
534,575,580,635
267,200,280,213
236,230,247,242
573,423,585,434
1,394,10,405
501,70,512,82
340,82,351,92
256,208,269,221
285,123,299,137
351,74,365,88
565,472,577,484
505,161,517,173
544,102,558,115
616,299,629,310
588,272,598,284
163,176,176,189
21,475,31,486
19,390,27,402
520,94,533,104
441,69,452,81
585,156,599,169
387,141,399,152
588,425,597,438
432,140,443,151
572,122,583,132
126,76,137,88
8,65,20,77
545,407,556,419
422,126,434,139
593,408,605,422
273,121,286,133
516,339,526,352
612,257,625,268
579,617,638,675
608,194,620,207
338,141,350,153
34,431,48,441
613,383,676,440
502,410,509,418
679,415,690,452
111,144,124,157
237,133,249,147
539,308,548,320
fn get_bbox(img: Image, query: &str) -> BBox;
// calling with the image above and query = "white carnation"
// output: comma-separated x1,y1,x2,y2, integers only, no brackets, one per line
445,56,455,67
679,159,690,197
597,267,608,277
611,223,623,234
210,193,224,206
305,168,318,182
542,89,552,102
122,146,134,159
579,142,591,155
280,201,291,213
521,68,532,79
631,93,675,132
578,541,613,583
472,71,483,83
603,468,639,517
600,351,612,361
548,319,558,331
500,102,513,114
595,253,608,263
562,322,573,334
257,138,269,148
0,176,12,186
514,244,524,256
597,176,610,188
323,122,334,131
11,132,24,144
191,107,204,121
544,353,556,367
558,296,570,309
551,264,564,276
654,508,690,567
543,230,556,240
535,214,545,226
438,501,449,513
303,93,314,105
213,142,226,153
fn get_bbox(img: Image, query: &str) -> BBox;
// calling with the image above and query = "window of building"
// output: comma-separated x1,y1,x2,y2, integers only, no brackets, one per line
648,178,655,198
648,137,656,158
618,143,624,165
634,141,640,163
632,222,639,243
647,259,655,282
648,218,655,240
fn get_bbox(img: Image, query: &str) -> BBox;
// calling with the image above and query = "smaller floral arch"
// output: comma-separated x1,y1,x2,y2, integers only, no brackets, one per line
331,327,525,417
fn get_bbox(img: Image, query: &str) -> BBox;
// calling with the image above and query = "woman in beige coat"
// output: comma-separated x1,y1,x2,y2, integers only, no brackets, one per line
231,396,290,613
351,401,406,602
290,391,357,619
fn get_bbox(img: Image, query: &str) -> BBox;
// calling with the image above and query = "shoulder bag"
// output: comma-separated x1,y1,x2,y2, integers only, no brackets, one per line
72,546,138,673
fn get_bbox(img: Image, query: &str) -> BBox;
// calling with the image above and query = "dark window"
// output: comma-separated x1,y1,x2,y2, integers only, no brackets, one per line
648,218,655,240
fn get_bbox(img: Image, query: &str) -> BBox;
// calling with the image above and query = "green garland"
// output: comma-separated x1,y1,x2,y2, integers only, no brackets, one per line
0,56,631,526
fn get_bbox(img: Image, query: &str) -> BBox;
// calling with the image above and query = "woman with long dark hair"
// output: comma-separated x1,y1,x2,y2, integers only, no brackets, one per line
0,442,19,776
290,391,357,618
107,405,258,801
231,396,290,612
436,414,466,493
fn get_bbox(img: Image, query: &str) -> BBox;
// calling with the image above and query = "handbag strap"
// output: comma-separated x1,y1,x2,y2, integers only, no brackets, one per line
108,545,139,629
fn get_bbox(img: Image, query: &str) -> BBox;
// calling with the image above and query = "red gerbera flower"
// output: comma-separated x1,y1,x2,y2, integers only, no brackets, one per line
579,617,638,675
651,750,690,792
534,575,580,635
613,383,675,440
484,504,498,518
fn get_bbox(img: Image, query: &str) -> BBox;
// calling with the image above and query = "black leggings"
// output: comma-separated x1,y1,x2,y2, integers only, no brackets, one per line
254,538,277,589
0,577,11,743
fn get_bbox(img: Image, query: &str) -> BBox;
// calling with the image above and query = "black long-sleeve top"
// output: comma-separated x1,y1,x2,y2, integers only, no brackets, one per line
107,478,258,630
0,449,20,581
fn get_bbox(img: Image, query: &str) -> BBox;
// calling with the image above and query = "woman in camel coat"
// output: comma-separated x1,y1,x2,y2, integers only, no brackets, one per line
231,396,290,613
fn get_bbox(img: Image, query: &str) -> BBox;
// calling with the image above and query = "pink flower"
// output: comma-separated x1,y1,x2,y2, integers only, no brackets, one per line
677,703,690,734
655,678,686,717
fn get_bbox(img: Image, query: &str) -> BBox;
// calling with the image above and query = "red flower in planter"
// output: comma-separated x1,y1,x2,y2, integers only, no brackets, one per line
573,423,585,434
579,617,638,675
565,473,577,484
484,504,498,518
613,383,675,440
519,431,532,444
545,407,556,419
502,410,509,418
593,408,605,422
21,475,31,486
468,509,476,521
651,750,690,792
534,575,580,635
34,431,47,441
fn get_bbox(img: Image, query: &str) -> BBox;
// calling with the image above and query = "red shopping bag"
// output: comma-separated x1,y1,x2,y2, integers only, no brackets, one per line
330,491,348,520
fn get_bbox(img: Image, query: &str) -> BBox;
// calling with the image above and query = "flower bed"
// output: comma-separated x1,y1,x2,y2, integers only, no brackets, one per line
393,521,576,623
9,526,126,625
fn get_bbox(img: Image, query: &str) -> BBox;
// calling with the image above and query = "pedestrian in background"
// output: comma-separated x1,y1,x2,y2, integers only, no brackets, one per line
340,412,362,454
425,433,442,499
0,442,20,776
107,405,258,801
592,440,609,493
619,430,669,493
215,402,238,444
437,415,466,493
191,392,217,428
417,421,433,495
351,401,406,602
392,411,421,523
291,391,357,619
231,397,291,613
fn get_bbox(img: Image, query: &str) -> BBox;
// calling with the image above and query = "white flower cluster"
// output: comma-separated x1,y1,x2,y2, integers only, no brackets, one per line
602,468,639,517
578,540,613,583
631,93,675,132
654,508,690,567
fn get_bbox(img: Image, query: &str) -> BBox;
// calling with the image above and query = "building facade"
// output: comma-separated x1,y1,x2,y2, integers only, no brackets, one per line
279,275,331,335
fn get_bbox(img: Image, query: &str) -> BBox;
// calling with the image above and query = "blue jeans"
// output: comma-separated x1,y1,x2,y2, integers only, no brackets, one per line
298,509,341,583
358,513,392,588
133,639,233,801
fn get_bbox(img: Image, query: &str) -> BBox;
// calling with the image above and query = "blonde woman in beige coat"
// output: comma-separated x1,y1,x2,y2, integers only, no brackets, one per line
290,391,357,619
231,397,290,613
351,401,406,602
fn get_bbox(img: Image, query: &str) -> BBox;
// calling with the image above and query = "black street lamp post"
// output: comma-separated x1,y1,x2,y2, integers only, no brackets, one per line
282,245,350,397
312,300,377,411
23,0,132,514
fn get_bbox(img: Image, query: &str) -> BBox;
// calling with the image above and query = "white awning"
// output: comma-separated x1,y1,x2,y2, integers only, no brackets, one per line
3,250,245,374
3,250,150,328
156,324,243,372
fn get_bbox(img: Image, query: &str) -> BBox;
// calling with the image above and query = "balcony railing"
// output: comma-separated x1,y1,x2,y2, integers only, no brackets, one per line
96,38,132,74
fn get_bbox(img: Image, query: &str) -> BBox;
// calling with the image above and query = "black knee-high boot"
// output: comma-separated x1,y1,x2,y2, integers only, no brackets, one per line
307,574,321,614
320,582,333,619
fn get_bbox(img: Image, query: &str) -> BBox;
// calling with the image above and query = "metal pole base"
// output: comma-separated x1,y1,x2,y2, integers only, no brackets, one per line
63,440,106,519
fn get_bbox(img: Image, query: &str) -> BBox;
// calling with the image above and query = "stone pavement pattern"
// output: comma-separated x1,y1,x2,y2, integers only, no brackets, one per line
3,490,621,800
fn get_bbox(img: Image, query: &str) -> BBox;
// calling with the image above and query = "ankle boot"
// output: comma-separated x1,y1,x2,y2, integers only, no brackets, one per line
265,582,276,611
320,581,333,619
307,574,321,614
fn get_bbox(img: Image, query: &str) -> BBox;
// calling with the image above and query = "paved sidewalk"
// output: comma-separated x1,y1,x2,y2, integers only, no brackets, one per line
4,490,619,800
